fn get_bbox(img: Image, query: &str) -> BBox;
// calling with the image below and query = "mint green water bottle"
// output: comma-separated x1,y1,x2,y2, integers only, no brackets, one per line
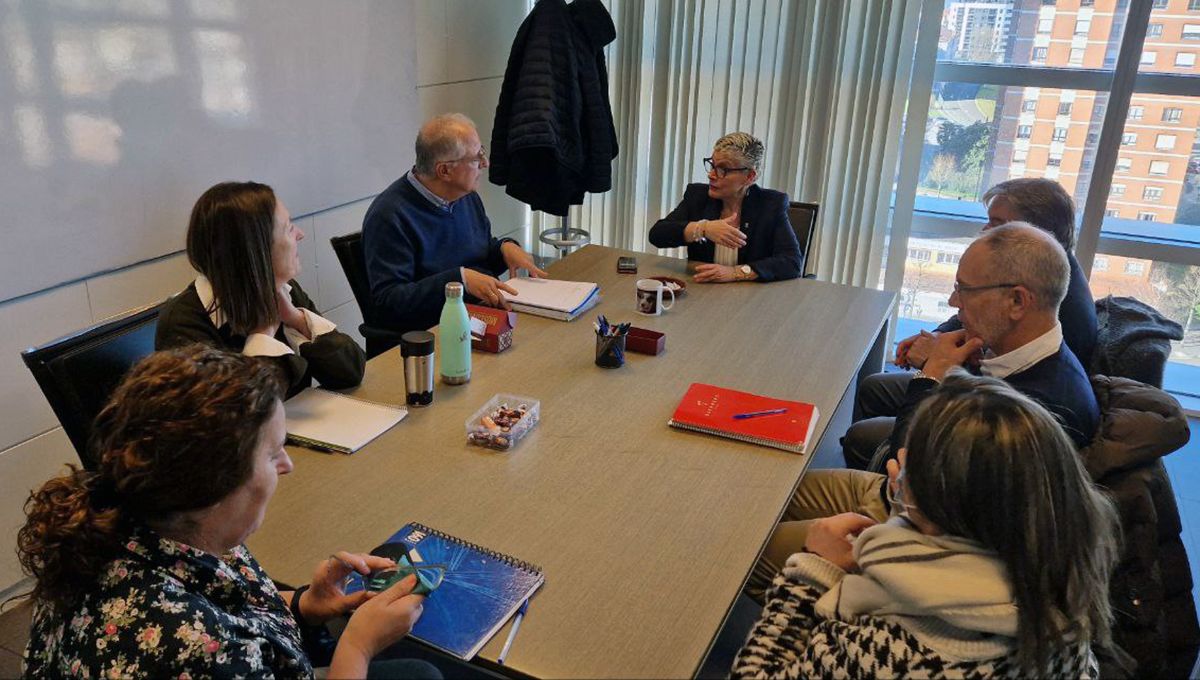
439,281,472,385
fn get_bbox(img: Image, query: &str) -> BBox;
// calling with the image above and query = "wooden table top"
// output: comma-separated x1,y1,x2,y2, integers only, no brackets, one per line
248,245,896,678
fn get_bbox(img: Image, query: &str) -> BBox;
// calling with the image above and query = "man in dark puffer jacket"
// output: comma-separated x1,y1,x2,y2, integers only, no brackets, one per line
490,0,618,216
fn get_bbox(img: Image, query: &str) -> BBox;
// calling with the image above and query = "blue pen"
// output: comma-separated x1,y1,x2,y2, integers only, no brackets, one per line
733,408,788,419
497,599,530,665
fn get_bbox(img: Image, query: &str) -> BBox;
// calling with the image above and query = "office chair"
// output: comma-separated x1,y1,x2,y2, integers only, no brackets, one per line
330,232,405,359
787,201,820,279
21,304,161,470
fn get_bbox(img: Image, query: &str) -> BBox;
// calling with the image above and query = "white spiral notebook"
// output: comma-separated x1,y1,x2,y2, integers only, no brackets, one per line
284,388,406,454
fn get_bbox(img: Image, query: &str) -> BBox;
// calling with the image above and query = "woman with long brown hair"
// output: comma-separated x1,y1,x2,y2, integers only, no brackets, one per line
19,346,435,678
156,181,365,396
734,371,1120,678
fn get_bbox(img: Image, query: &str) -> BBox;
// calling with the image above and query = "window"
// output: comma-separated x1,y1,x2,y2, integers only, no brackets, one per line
909,248,931,262
1038,18,1053,34
1022,100,1037,112
1163,107,1183,122
1094,256,1109,271
1081,0,1094,5
1176,53,1197,68
1121,132,1138,145
1013,149,1029,163
1184,25,1200,41
1047,155,1063,167
1152,0,1169,8
1116,157,1132,172
1128,105,1144,120
1104,209,1121,217
1052,127,1068,141
1143,186,1164,202
1125,260,1147,275
1191,0,1200,10
1156,134,1177,150
1075,19,1091,36
1141,51,1158,65
1017,125,1033,139
1138,212,1158,222
1033,47,1049,62
1148,24,1164,39
1111,183,1126,196
1149,160,1170,175
1058,102,1072,115
1070,48,1086,64
936,252,960,265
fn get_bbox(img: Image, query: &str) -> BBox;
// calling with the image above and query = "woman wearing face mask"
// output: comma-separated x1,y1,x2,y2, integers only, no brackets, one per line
18,346,437,679
734,371,1119,678
648,132,802,283
157,182,366,397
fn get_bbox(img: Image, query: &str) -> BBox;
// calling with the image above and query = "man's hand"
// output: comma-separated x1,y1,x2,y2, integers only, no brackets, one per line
921,329,985,381
700,213,746,249
804,513,878,571
463,269,518,309
693,263,739,283
500,242,548,280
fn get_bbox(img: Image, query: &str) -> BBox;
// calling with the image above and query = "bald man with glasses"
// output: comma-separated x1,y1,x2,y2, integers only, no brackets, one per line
363,113,545,334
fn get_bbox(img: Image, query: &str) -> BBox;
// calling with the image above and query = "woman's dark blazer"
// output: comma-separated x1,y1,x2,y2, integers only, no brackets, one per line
156,280,366,398
648,183,803,282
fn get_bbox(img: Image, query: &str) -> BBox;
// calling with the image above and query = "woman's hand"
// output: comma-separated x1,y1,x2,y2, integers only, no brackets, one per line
701,214,746,249
332,573,426,674
693,263,738,283
804,513,878,571
276,287,311,339
298,552,396,625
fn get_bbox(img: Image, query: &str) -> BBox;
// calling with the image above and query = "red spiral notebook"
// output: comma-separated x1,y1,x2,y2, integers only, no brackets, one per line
668,383,820,454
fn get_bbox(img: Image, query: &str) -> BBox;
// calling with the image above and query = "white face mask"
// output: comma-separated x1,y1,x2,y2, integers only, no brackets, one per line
885,467,919,518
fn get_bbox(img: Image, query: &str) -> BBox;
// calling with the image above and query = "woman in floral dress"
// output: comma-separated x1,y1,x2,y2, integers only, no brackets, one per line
18,345,437,679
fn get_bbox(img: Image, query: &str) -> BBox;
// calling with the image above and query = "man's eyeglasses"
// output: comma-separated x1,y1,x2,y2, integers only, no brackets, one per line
444,147,488,167
703,157,750,179
952,281,1019,296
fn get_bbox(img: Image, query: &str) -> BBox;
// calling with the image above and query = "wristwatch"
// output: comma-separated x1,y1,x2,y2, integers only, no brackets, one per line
737,265,753,280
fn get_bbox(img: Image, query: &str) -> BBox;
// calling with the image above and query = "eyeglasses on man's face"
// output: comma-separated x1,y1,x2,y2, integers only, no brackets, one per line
444,146,488,167
951,280,1019,296
703,157,750,179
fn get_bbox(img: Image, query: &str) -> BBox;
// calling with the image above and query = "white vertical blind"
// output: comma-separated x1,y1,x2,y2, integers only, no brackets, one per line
548,0,922,287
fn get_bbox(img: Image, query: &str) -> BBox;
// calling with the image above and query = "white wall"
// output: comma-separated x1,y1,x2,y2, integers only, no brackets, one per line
0,0,529,591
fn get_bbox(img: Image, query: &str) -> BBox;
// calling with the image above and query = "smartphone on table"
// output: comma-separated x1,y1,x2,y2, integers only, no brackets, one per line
617,256,638,274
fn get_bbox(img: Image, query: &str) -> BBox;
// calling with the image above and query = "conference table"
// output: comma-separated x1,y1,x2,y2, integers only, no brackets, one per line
249,245,896,678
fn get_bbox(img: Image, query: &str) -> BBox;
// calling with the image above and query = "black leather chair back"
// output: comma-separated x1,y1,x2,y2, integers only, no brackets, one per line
330,232,403,358
787,201,820,278
21,304,160,469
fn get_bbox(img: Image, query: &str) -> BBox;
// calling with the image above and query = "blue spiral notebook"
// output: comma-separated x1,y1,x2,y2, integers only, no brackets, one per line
345,522,545,660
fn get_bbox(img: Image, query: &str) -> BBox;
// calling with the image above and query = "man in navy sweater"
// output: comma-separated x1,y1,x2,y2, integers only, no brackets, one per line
844,178,1097,469
747,222,1100,598
363,113,545,332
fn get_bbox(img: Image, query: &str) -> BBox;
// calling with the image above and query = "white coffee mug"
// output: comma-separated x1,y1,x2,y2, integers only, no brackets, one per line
636,279,675,316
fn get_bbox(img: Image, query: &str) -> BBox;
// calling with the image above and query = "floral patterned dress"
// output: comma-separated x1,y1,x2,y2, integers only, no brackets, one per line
23,526,313,679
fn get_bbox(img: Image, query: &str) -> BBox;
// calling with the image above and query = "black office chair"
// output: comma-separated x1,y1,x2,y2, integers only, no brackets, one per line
787,201,820,279
21,304,161,469
330,232,405,359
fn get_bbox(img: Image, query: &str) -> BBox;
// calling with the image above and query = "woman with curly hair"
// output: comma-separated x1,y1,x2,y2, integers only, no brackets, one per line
18,346,435,679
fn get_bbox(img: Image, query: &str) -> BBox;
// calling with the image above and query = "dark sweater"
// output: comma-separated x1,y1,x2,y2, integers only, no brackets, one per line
889,341,1099,457
156,281,366,398
362,176,511,332
648,184,803,282
937,251,1096,367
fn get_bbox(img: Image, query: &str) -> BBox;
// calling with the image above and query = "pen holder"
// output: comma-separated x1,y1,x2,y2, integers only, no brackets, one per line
595,333,626,368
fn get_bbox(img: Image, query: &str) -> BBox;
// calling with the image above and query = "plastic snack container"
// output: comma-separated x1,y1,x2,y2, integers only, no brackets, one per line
465,393,540,451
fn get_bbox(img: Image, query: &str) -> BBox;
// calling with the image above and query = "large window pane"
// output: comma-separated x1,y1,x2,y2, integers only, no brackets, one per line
942,0,1126,68
1102,94,1200,241
898,237,975,327
918,83,1109,208
1139,0,1200,75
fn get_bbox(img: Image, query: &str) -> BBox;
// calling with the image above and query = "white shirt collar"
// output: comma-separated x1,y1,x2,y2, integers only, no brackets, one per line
979,324,1063,379
406,169,454,212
